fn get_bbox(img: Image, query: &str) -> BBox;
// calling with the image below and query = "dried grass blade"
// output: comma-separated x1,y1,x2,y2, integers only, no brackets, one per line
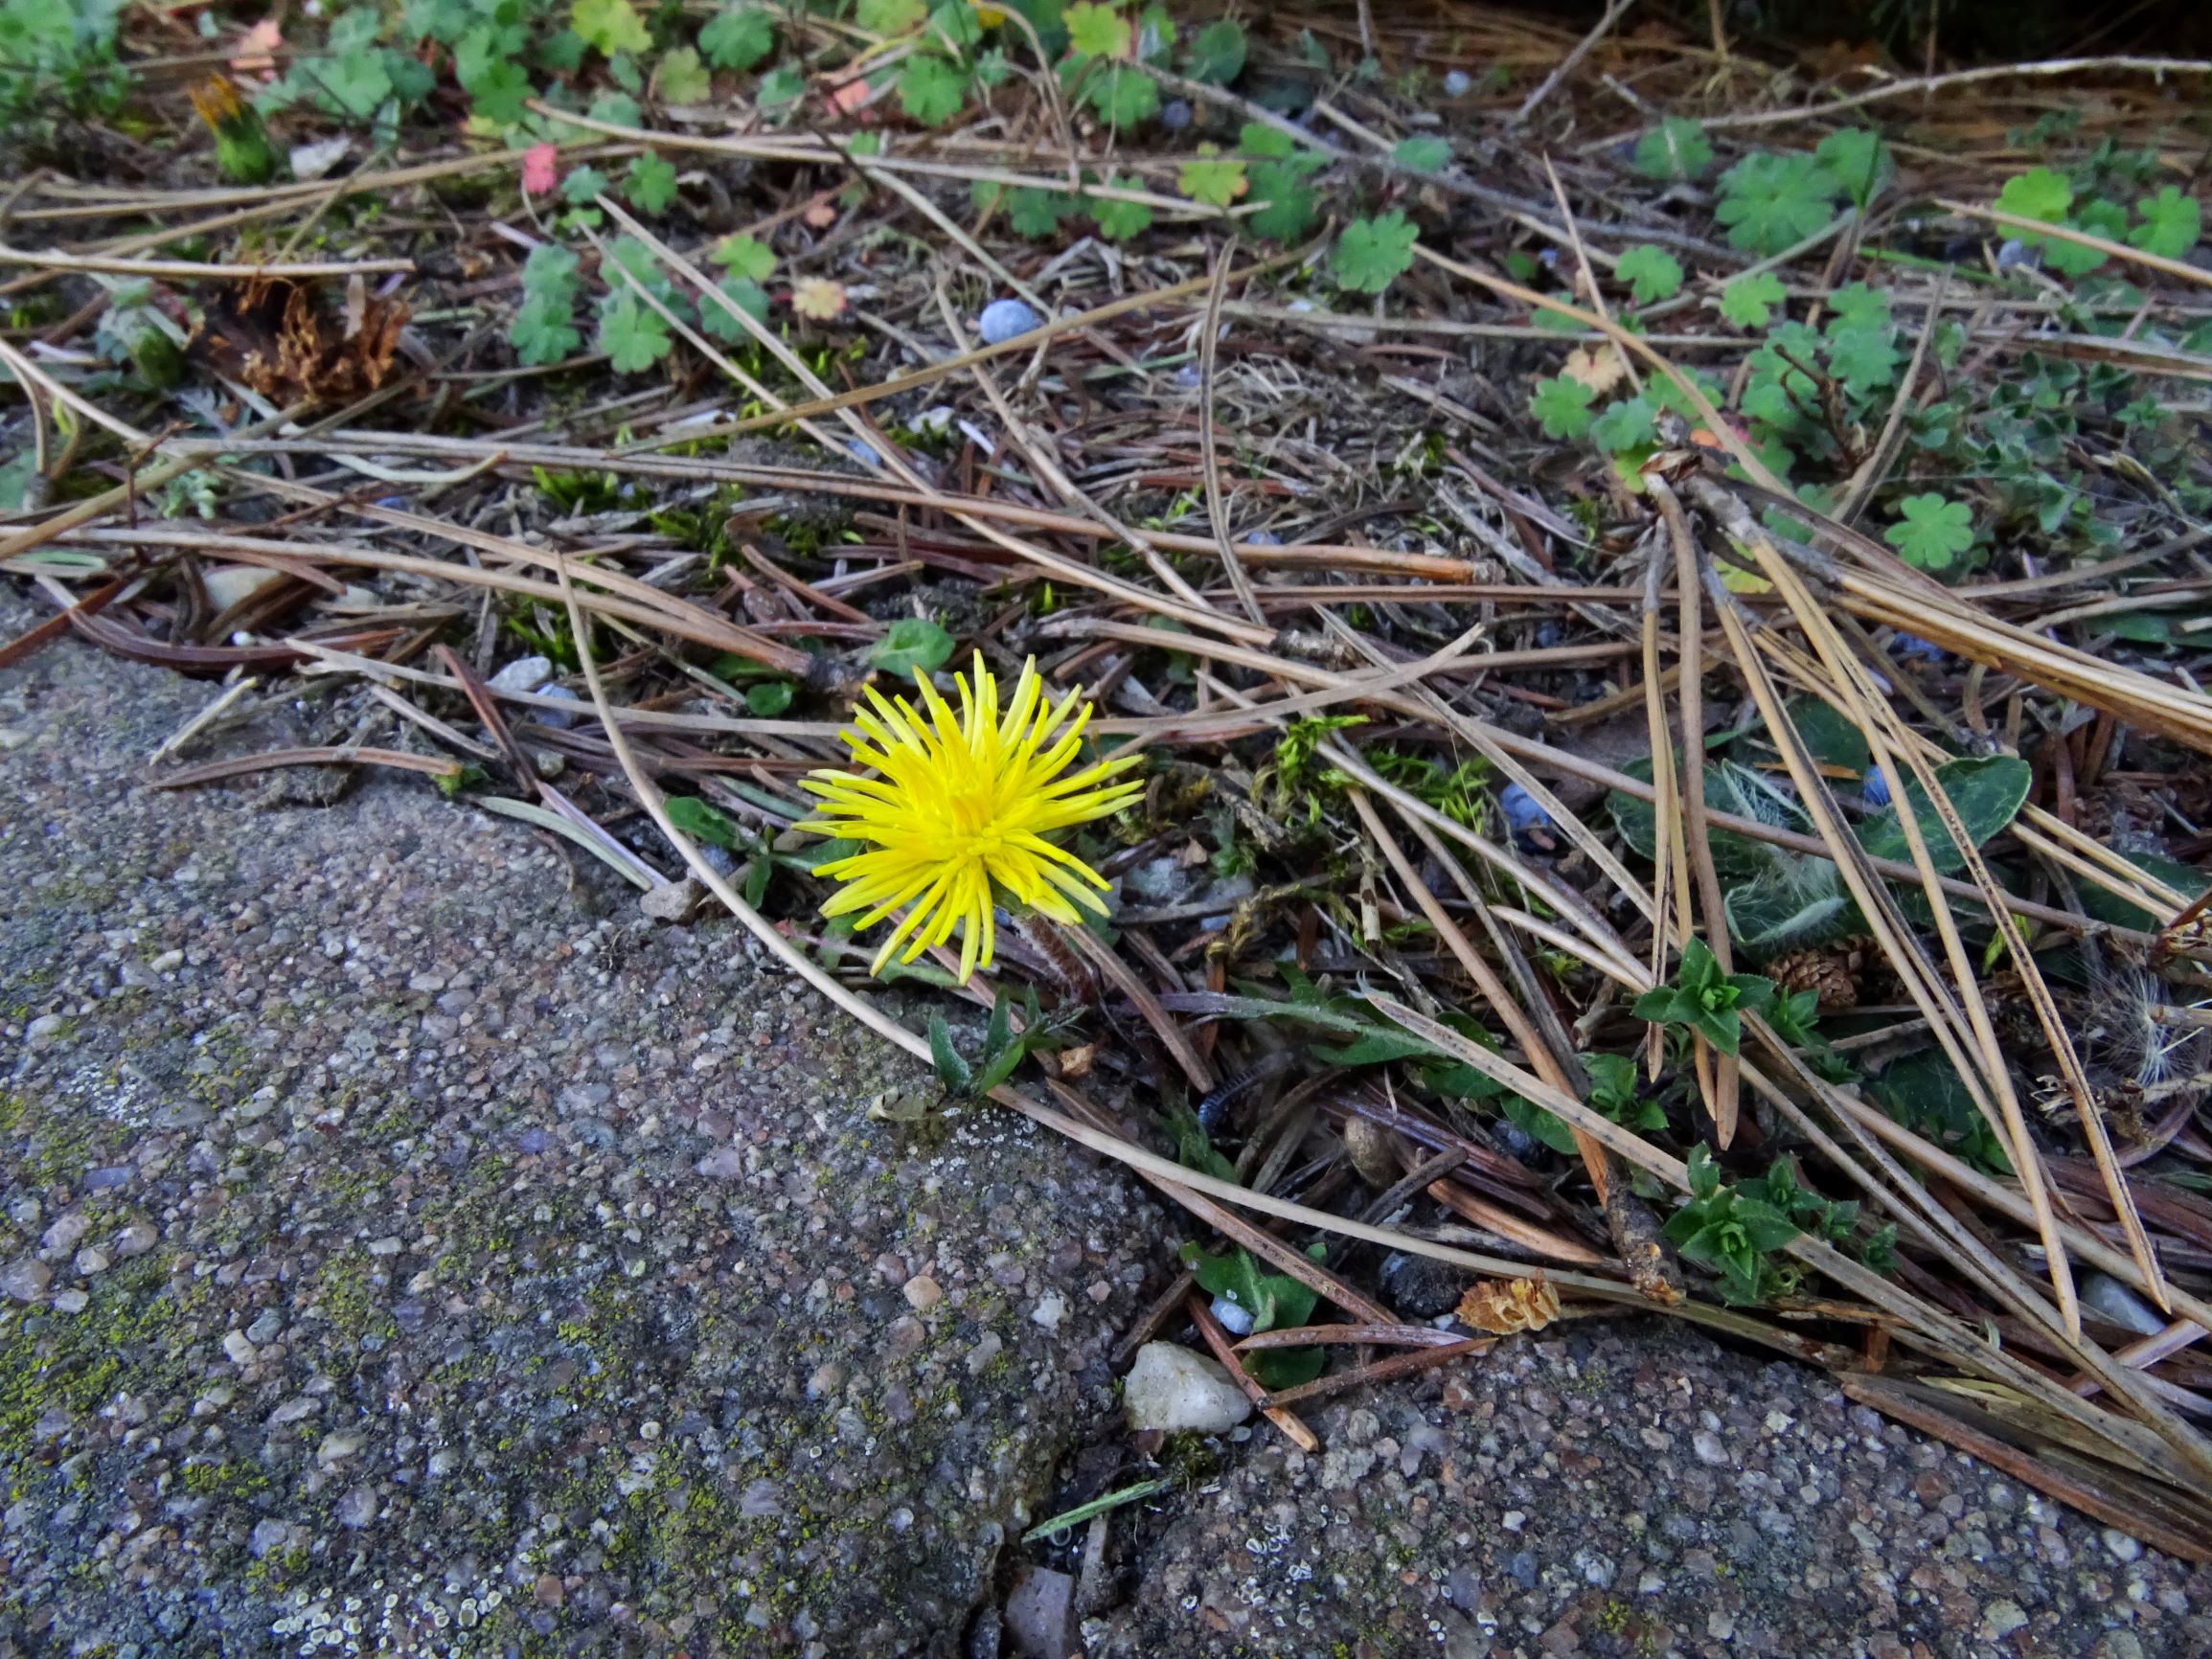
1640,529,1690,1077
928,283,1218,613
1745,538,2109,1331
1197,237,1266,626
1742,1035,2212,1489
148,745,463,787
474,796,654,892
1349,786,1613,1204
1650,477,1741,1141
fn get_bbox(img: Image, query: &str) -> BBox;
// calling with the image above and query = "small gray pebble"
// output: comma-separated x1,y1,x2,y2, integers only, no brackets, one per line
966,1601,1002,1659
1,1259,52,1303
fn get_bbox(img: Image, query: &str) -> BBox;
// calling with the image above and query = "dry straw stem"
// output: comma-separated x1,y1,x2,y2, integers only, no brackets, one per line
645,264,1233,443
1940,198,2212,291
1598,56,2212,146
0,245,415,281
64,522,813,673
1348,788,1616,1216
1742,1037,2212,1500
1648,477,1742,1142
0,148,628,298
539,102,1201,216
1197,238,1266,627
147,429,1487,581
1080,619,2132,944
1201,661,1624,1208
928,283,1212,612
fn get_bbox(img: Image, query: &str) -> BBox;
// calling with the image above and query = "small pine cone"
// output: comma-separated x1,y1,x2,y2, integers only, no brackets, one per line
1768,946,1860,1011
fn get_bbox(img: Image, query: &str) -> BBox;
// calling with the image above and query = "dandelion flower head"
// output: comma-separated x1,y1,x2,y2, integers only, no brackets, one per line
798,652,1141,983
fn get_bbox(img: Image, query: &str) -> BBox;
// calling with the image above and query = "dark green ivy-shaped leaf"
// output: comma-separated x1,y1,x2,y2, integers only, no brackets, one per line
1856,755,2031,874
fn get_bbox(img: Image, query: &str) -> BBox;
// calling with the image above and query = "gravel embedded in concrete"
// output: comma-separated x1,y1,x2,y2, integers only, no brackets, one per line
0,618,1161,1657
1097,1321,2212,1659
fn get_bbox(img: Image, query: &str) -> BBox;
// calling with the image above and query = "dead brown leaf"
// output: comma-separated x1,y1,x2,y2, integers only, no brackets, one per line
790,277,848,321
1562,344,1628,395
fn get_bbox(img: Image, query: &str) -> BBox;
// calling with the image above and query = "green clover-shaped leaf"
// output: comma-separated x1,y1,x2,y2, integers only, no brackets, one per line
1718,270,1786,330
1615,244,1683,306
1528,375,1595,440
1883,492,1974,571
1332,211,1418,294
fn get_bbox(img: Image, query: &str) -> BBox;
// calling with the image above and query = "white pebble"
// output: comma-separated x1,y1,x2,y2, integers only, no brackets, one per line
489,655,554,695
1124,1341,1252,1433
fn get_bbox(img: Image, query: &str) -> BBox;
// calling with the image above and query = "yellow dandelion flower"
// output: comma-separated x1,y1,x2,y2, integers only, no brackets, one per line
798,652,1142,984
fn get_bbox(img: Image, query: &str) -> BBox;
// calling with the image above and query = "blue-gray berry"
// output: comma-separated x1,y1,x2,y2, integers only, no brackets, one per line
978,297,1041,345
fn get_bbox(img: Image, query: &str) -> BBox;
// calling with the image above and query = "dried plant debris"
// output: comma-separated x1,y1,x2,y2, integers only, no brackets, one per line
193,276,409,407
1455,1273,1562,1335
5,0,2212,1587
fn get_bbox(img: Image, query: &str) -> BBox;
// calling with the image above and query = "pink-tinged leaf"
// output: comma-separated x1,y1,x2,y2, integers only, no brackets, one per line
789,278,848,320
521,143,560,195
231,18,284,75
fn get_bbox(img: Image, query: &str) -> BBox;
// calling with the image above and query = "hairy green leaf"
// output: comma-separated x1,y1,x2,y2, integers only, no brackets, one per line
1632,116,1711,182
